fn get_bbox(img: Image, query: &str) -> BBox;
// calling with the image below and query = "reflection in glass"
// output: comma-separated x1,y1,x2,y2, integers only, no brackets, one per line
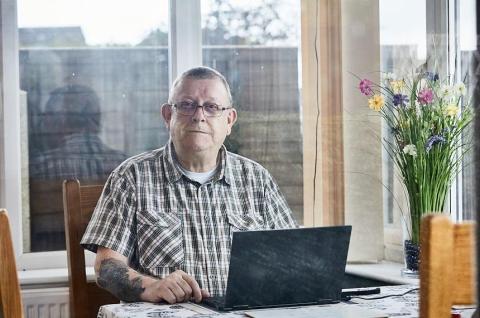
29,84,127,181
202,0,303,223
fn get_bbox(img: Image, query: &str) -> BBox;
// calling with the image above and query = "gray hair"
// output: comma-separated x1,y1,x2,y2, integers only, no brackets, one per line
168,66,233,105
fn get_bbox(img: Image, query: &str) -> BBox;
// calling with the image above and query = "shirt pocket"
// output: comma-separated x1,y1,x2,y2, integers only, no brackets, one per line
226,211,265,232
136,209,184,269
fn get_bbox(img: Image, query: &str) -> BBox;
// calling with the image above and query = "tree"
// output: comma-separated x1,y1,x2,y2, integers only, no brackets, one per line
137,28,168,46
203,0,296,45
137,0,297,46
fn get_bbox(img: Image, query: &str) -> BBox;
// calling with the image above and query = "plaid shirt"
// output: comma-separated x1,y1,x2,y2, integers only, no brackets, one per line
29,133,127,180
81,142,297,296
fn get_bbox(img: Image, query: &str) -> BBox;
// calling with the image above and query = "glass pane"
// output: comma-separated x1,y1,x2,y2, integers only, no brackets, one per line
378,0,427,262
379,0,427,226
459,0,476,221
18,0,169,252
202,0,303,223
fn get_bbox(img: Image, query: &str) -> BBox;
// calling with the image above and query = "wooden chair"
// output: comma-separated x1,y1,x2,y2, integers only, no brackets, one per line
0,209,24,318
63,179,119,318
420,214,477,317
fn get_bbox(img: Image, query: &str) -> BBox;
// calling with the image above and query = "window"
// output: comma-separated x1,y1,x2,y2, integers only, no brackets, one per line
2,0,303,269
377,0,476,262
379,0,427,262
0,0,475,271
17,0,169,253
201,0,303,222
457,0,476,221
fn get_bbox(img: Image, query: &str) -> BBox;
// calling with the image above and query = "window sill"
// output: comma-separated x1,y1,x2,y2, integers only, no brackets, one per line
19,267,96,289
346,261,419,285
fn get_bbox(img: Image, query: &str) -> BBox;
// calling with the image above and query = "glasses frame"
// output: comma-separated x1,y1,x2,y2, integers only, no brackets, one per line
170,101,232,117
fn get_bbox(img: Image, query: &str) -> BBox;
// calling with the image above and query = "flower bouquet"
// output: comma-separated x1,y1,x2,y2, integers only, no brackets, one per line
358,70,473,273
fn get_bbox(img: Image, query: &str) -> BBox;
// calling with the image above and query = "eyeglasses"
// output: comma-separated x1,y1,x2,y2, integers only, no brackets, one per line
171,101,232,117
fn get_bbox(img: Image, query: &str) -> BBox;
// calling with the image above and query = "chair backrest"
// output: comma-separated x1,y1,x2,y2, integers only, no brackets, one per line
420,214,477,318
29,179,66,251
0,209,24,318
63,179,119,318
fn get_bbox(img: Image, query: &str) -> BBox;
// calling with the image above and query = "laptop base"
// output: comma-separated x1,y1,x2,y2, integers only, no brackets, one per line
201,296,338,312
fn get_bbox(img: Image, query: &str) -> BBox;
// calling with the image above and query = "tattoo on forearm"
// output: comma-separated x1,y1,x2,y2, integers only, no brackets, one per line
97,258,145,302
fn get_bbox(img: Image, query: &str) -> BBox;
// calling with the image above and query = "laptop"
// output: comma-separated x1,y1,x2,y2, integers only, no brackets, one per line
201,226,352,311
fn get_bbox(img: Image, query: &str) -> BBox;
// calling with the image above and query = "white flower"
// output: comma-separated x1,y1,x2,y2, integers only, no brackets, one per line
384,72,396,81
439,85,454,100
455,83,466,96
403,144,418,157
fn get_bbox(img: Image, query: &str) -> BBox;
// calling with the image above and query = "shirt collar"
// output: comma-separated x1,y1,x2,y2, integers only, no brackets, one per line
163,141,232,186
214,145,232,186
163,141,183,183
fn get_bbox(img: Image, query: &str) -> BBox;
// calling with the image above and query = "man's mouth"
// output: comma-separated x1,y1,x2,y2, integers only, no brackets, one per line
188,130,208,134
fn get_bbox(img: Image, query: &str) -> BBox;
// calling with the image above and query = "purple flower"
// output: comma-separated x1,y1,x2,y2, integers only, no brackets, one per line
425,135,446,153
393,94,409,107
417,88,434,105
425,72,439,82
359,79,373,96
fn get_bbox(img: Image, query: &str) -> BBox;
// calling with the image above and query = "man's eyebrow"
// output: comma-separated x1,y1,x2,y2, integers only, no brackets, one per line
176,96,222,104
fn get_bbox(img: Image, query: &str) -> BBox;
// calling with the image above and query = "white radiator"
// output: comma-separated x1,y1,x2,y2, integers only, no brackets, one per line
21,287,70,318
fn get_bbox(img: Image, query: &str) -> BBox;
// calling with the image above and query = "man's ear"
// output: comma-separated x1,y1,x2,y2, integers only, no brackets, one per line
161,103,172,129
226,108,237,135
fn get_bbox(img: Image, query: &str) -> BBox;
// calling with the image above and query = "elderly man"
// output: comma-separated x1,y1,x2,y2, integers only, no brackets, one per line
81,66,297,304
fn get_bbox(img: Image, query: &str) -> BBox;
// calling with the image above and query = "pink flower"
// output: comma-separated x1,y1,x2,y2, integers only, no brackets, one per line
359,79,373,96
417,88,434,105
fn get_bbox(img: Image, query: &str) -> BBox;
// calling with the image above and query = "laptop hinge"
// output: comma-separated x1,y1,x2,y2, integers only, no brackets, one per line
317,298,337,305
232,304,249,310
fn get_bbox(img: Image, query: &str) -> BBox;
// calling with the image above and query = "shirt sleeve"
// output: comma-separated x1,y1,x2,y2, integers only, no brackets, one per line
262,170,299,229
81,167,137,258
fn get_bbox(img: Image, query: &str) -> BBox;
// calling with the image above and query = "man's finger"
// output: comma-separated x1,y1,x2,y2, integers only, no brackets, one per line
176,277,193,300
160,287,177,304
181,273,203,302
168,282,186,303
201,289,210,298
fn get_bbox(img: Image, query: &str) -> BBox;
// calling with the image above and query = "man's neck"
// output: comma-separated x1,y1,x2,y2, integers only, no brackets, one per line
173,146,220,173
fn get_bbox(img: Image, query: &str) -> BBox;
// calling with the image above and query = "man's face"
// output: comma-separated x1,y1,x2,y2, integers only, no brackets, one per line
162,77,237,156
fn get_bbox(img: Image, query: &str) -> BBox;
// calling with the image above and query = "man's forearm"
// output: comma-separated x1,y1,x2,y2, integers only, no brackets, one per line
96,258,147,302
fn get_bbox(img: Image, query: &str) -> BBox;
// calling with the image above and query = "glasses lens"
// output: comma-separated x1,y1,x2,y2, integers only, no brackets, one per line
177,101,196,115
175,101,224,117
203,104,221,116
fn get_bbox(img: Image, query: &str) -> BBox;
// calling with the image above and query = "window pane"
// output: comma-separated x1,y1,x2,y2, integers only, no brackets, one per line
380,0,427,225
379,0,427,262
459,0,476,221
201,0,303,223
18,0,169,252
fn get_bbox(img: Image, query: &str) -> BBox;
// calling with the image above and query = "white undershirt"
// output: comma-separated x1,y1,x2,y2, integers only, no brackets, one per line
175,160,218,185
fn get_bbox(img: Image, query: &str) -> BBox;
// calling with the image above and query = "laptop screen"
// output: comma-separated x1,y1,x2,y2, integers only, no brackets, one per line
223,226,352,309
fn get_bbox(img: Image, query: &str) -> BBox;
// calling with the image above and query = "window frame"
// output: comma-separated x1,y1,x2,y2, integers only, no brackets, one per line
0,0,203,270
0,0,468,270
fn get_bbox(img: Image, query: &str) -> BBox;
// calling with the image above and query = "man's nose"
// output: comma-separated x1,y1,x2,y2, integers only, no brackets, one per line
191,105,207,122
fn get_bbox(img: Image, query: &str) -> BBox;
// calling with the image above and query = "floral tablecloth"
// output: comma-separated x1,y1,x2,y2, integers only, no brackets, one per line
98,285,476,318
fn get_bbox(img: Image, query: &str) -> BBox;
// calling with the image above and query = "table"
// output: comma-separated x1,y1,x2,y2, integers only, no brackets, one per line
98,285,476,318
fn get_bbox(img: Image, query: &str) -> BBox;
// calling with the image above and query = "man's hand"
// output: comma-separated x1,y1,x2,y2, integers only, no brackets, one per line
95,247,209,304
143,270,210,304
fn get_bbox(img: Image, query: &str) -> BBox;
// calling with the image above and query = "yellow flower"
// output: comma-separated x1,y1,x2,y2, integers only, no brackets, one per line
390,80,405,94
444,104,459,117
368,94,384,111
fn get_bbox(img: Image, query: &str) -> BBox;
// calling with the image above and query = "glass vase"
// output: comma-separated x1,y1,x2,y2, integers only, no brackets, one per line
401,239,420,278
